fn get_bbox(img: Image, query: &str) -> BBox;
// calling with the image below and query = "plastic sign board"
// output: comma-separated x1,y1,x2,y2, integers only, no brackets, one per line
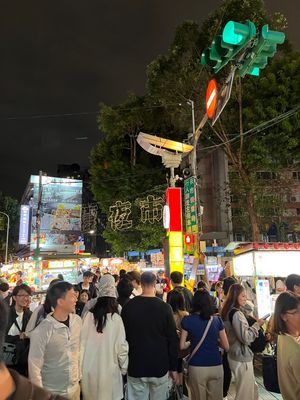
19,205,30,245
184,176,198,233
184,234,193,245
165,188,182,232
206,79,218,119
256,279,272,319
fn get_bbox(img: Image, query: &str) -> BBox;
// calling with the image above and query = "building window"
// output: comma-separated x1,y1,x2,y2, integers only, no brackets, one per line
256,171,278,180
231,208,242,217
234,233,245,241
292,171,300,180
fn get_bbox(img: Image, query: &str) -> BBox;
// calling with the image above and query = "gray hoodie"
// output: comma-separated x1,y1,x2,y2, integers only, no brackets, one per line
28,313,81,398
224,309,260,362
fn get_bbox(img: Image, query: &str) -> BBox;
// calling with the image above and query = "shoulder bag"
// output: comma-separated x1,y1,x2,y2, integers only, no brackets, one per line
182,316,213,380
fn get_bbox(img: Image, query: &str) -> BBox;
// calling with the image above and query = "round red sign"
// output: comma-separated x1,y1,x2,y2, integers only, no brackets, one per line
205,79,218,119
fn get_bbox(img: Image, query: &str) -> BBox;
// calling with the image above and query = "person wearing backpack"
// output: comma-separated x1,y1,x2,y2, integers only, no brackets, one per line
221,284,265,400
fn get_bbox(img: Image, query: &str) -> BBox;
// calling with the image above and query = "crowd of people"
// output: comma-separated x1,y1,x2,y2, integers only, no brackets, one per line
0,270,299,400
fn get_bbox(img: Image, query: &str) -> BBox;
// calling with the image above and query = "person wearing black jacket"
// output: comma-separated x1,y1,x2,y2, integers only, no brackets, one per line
121,272,178,400
5,284,32,376
167,271,193,312
78,271,97,299
0,299,66,400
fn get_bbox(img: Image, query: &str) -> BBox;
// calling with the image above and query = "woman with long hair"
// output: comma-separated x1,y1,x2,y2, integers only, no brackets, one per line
167,289,189,387
180,290,229,400
273,291,300,400
221,283,265,400
81,274,128,400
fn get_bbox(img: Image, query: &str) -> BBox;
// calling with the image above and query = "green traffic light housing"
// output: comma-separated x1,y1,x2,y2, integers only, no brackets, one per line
200,20,285,77
238,25,285,77
201,20,256,73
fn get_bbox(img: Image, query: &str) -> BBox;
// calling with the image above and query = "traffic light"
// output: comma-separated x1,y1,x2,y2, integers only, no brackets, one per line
238,25,285,77
200,20,256,73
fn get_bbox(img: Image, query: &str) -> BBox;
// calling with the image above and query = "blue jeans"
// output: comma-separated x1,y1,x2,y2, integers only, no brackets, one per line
127,372,169,400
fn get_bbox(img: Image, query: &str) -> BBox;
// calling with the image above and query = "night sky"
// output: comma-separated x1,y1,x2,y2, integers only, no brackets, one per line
1,0,299,200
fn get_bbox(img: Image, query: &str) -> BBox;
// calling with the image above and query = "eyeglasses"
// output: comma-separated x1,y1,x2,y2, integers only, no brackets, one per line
16,294,31,298
286,310,300,316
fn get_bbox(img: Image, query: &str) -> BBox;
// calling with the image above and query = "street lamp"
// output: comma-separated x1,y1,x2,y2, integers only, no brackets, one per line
0,211,10,264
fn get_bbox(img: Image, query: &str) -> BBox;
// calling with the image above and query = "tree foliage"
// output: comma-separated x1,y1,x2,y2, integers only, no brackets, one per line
0,192,19,261
90,0,299,250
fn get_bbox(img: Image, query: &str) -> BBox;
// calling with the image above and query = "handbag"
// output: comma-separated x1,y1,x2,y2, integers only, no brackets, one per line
168,384,183,400
182,316,213,380
3,317,30,367
262,345,280,394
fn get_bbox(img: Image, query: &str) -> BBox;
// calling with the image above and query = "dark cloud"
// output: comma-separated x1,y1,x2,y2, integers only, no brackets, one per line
0,0,298,199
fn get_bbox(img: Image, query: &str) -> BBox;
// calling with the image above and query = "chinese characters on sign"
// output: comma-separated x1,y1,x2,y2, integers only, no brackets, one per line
140,195,164,224
184,177,198,233
19,205,30,245
109,201,133,231
81,203,98,232
108,195,164,231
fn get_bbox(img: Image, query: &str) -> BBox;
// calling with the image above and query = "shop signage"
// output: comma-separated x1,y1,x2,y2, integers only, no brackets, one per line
19,205,30,245
184,176,198,233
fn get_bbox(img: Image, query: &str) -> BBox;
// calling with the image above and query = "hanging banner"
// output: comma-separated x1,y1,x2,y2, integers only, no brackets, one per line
19,205,30,245
184,176,198,233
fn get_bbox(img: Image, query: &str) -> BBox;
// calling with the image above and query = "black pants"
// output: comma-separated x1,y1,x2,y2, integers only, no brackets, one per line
223,352,232,397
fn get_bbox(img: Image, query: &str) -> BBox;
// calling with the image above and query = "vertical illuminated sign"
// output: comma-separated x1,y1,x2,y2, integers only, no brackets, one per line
165,188,183,274
19,205,30,245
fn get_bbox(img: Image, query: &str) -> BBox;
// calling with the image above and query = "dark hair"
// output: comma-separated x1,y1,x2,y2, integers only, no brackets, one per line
16,271,23,277
83,271,93,278
47,281,74,308
273,291,300,335
222,276,237,296
12,284,32,297
285,274,300,292
117,277,133,298
170,271,183,285
91,297,119,333
119,269,127,277
192,290,214,319
43,279,64,314
141,272,156,286
57,274,64,280
112,274,120,283
167,289,186,313
79,289,90,300
0,299,9,362
73,285,80,293
197,280,209,291
127,271,141,284
221,283,244,321
0,282,9,292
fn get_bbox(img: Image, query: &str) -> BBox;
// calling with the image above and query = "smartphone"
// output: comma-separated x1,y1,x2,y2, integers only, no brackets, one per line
262,313,271,320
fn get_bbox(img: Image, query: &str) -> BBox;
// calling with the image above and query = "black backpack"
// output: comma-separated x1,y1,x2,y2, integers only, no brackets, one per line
229,308,266,353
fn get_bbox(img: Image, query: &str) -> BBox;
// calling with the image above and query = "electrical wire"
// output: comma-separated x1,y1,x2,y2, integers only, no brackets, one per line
198,104,300,151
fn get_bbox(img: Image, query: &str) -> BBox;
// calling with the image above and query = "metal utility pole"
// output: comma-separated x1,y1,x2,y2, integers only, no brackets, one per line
36,170,43,289
0,211,10,264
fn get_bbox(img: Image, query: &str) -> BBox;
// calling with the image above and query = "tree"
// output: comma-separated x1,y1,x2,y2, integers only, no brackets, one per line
91,0,299,248
90,94,168,254
144,0,298,241
0,192,19,261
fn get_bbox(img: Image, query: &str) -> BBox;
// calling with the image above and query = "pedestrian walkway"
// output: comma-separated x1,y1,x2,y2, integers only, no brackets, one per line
227,375,282,400
227,356,282,400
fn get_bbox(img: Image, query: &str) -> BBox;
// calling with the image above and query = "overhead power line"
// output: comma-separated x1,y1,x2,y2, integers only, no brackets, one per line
200,104,300,151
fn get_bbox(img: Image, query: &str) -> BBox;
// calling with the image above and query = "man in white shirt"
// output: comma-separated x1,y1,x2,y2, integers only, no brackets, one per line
28,281,81,399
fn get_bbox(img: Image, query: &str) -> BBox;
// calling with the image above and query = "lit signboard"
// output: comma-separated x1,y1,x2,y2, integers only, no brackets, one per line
30,175,83,253
19,205,30,244
233,252,255,276
255,251,300,277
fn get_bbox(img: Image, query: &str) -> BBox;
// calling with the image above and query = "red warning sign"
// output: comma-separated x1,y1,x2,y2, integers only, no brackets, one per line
205,79,218,119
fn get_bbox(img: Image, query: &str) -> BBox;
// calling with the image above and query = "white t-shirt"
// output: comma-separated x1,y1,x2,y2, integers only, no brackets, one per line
8,311,23,336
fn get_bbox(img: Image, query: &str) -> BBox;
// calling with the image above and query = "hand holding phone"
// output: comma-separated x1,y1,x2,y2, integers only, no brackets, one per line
261,313,270,320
